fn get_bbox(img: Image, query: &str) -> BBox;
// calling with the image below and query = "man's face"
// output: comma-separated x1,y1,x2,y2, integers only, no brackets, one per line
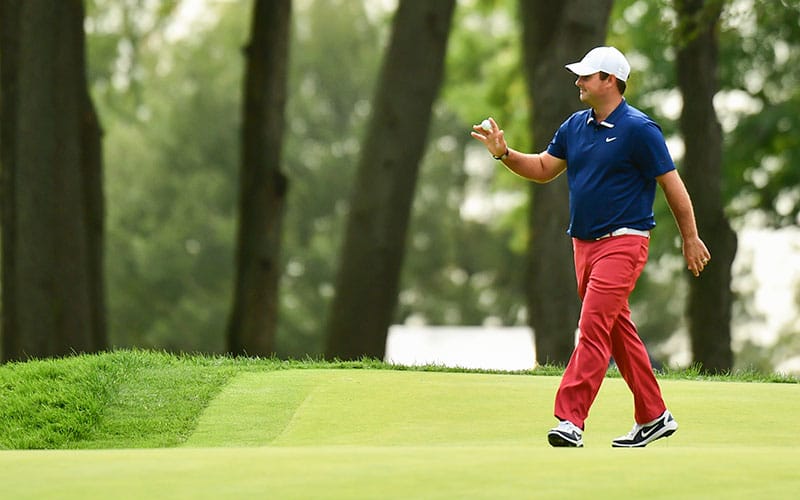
575,73,606,105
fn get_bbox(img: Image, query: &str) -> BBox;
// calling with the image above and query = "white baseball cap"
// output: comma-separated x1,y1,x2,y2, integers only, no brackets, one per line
565,46,631,82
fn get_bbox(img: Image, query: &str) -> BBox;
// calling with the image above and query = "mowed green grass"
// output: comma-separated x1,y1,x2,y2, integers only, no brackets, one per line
2,369,799,499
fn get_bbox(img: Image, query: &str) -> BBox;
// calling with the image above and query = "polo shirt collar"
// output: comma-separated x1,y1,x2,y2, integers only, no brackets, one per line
586,98,628,129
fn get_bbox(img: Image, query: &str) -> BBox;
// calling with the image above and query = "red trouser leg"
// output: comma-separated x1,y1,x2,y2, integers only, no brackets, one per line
610,303,667,424
553,236,665,429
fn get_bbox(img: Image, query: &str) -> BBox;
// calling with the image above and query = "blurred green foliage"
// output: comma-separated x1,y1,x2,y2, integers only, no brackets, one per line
83,0,799,368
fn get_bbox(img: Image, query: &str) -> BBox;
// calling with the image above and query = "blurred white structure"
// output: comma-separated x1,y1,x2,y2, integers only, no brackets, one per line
384,325,536,371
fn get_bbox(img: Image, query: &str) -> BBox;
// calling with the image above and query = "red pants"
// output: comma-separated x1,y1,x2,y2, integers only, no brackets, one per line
554,235,666,429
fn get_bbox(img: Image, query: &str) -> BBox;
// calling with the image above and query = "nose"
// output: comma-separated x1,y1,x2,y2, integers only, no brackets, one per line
575,76,581,87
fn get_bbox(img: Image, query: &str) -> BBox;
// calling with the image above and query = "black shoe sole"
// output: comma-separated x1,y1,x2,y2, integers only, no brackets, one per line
548,432,583,448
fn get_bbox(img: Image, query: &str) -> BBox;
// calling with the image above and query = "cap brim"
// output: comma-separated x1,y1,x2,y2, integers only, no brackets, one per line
565,62,598,76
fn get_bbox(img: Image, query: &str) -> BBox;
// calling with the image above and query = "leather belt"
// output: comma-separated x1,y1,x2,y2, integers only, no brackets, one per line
595,227,650,240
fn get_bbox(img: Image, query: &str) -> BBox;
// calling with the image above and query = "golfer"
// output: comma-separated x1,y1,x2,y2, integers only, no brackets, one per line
471,46,710,448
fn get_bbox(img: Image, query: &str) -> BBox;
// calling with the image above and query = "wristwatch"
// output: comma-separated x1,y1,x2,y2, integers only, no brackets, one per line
493,148,509,161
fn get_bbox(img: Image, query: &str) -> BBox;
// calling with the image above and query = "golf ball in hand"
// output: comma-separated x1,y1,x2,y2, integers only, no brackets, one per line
481,119,492,132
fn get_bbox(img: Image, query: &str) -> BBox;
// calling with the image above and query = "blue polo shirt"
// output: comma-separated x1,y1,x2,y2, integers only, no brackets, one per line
546,99,675,240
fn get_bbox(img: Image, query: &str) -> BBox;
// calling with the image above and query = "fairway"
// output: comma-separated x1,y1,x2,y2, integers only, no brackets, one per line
2,370,799,498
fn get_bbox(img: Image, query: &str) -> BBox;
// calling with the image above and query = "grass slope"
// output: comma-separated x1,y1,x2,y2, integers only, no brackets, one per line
0,350,238,449
1,351,799,498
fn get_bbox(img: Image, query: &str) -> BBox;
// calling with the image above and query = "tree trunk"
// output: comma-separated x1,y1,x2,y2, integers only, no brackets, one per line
325,0,456,360
675,0,736,372
519,0,613,365
226,0,292,356
1,0,106,361
1,0,22,358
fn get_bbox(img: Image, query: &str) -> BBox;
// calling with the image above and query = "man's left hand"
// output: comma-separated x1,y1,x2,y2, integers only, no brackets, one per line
684,237,711,277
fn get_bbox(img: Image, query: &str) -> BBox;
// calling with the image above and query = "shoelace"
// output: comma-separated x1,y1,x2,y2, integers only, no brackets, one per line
558,421,580,434
622,423,641,439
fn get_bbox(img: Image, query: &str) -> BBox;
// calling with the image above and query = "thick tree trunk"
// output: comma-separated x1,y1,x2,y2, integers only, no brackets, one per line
226,0,291,356
675,0,736,372
519,0,613,365
325,0,455,360
1,0,106,361
1,0,22,358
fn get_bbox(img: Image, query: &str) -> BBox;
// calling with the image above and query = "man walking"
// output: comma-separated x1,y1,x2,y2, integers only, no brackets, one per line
471,46,710,448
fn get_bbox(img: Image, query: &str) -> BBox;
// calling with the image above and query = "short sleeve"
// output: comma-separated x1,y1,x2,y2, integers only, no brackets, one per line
632,120,675,178
546,120,569,160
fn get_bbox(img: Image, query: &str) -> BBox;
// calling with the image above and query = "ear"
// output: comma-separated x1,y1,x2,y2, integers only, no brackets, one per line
605,74,622,94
